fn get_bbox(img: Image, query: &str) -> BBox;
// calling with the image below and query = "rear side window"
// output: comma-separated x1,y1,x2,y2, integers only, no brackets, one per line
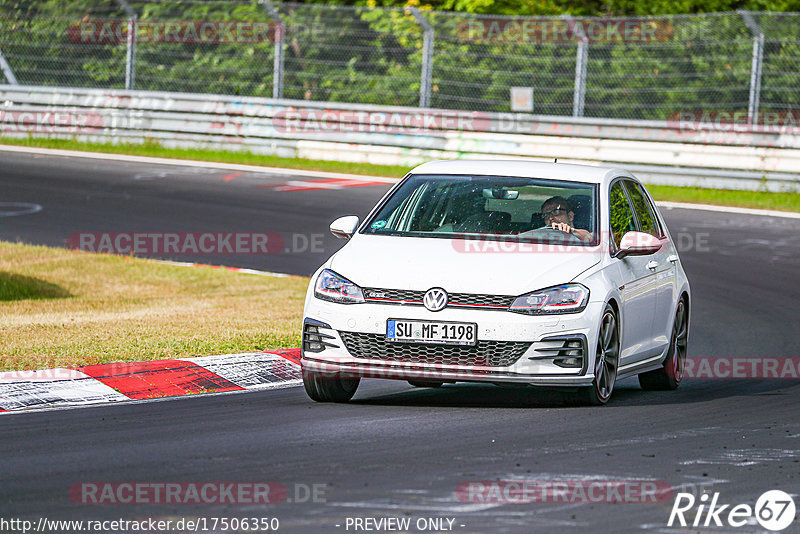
623,181,661,237
609,181,636,248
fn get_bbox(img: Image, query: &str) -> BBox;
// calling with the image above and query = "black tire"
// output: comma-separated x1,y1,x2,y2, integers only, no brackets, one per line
639,299,688,391
408,380,444,388
303,369,360,403
579,304,620,406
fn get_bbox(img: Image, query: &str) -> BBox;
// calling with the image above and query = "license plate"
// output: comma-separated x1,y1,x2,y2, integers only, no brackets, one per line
386,319,477,346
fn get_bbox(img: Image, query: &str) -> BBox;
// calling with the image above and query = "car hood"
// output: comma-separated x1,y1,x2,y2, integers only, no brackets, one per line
329,234,601,295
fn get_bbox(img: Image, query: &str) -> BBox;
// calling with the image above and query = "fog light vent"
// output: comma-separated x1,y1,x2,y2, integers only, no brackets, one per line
530,335,587,369
303,320,338,353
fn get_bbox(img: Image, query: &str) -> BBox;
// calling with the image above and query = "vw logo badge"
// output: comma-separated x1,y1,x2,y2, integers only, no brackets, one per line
423,288,448,312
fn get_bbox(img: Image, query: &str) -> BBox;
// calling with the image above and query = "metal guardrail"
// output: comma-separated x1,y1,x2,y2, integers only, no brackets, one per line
1,85,798,192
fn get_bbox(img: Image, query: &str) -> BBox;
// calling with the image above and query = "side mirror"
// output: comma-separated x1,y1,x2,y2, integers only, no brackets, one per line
330,215,360,240
615,231,663,259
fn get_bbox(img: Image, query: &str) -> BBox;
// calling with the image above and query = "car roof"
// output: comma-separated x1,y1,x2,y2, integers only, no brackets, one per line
408,160,633,185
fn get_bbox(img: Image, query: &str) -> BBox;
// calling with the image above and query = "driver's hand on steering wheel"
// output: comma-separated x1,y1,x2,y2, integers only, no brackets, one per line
550,222,573,234
550,222,592,241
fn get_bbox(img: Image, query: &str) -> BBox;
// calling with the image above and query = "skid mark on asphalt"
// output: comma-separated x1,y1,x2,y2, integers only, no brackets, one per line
679,448,800,466
78,359,245,399
527,427,724,455
257,177,390,192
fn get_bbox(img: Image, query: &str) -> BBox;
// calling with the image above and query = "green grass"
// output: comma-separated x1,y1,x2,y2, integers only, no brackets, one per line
0,241,307,372
646,184,800,213
2,137,798,213
0,272,72,301
0,136,410,178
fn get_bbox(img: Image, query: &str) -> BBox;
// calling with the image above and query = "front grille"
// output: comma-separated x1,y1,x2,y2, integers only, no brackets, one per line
363,288,424,303
339,331,531,367
449,292,515,308
363,288,515,309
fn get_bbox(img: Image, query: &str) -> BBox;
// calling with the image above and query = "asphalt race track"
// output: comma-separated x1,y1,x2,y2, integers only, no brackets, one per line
2,150,800,533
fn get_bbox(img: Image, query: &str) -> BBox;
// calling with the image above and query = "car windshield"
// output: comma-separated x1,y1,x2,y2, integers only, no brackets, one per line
363,174,599,245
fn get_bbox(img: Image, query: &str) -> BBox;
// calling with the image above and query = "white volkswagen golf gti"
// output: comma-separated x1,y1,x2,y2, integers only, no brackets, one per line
301,160,690,405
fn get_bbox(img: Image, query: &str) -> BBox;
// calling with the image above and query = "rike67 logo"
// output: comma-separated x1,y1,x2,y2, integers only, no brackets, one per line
669,490,796,531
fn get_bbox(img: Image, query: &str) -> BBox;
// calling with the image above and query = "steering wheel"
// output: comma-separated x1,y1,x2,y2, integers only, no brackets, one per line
520,225,583,243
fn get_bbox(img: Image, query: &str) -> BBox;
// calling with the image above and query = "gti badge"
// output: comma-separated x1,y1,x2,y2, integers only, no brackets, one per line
423,288,448,312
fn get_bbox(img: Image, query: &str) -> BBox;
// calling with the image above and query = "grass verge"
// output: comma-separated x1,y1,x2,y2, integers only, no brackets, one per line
0,137,410,178
0,241,307,372
3,137,798,213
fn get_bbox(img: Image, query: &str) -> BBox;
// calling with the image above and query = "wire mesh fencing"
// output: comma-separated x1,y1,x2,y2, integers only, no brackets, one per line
0,0,798,121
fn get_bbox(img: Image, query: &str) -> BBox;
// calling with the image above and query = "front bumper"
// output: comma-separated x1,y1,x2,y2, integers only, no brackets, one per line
301,298,604,387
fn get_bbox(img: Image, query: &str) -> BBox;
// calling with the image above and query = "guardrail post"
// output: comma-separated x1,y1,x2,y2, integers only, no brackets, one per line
408,7,433,108
260,0,285,100
0,46,18,85
114,0,137,90
739,10,764,126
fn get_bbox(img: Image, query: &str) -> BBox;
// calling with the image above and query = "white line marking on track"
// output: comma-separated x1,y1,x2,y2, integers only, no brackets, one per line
656,200,800,219
153,259,295,277
0,202,42,217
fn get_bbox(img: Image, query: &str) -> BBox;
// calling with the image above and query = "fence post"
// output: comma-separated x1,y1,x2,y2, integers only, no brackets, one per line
573,40,588,117
408,7,433,108
260,0,285,100
739,10,764,126
114,0,137,90
563,16,588,117
0,47,18,84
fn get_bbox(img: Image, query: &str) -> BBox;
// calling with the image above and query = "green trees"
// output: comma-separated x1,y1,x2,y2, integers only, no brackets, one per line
0,0,797,119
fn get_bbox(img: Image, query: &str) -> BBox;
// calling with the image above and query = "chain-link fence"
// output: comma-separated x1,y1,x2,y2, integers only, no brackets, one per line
1,0,798,120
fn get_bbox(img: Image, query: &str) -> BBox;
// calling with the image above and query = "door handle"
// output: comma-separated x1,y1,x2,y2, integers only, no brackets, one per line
667,254,679,264
646,260,659,271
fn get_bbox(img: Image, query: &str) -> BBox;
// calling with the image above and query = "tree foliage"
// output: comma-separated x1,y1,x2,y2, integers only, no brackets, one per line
0,0,798,119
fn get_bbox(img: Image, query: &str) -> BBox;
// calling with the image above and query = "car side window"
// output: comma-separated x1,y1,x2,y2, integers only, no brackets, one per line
623,181,661,238
609,181,636,248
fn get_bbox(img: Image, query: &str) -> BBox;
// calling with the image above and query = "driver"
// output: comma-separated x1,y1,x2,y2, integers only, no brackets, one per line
540,196,593,242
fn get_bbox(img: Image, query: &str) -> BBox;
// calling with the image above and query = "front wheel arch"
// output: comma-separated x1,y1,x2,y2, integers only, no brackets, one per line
577,303,620,406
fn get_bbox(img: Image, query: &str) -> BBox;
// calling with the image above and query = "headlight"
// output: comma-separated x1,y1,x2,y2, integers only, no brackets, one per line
314,269,365,304
509,284,589,315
